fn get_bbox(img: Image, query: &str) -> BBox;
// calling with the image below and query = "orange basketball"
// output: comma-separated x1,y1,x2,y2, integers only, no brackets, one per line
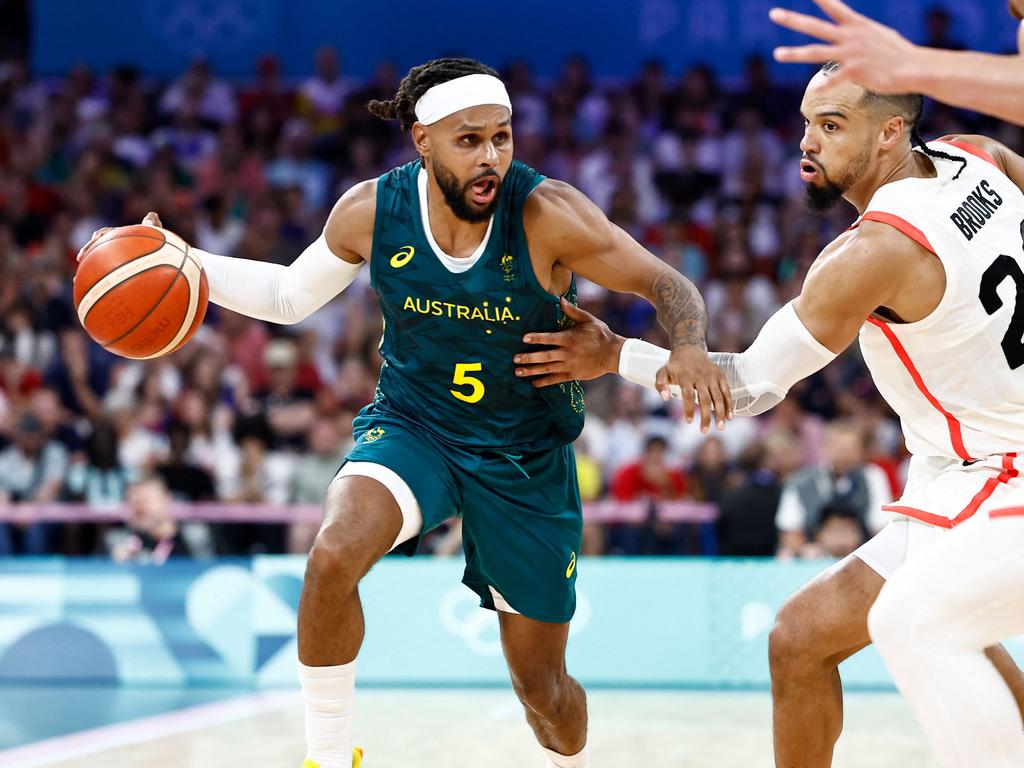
73,225,208,360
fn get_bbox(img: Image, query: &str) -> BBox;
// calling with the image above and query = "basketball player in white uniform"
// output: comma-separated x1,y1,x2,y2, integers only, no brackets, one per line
513,62,1024,767
760,2,1024,765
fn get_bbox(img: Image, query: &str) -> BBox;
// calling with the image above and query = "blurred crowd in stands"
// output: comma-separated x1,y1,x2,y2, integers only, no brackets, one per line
1,27,1020,560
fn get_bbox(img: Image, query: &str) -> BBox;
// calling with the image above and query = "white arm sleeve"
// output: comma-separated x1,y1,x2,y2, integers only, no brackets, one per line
618,301,838,416
193,233,364,325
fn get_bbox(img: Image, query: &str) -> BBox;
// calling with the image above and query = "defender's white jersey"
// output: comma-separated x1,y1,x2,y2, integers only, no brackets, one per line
855,140,1024,468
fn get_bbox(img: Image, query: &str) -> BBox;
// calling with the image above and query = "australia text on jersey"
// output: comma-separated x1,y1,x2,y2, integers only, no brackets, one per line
402,295,520,323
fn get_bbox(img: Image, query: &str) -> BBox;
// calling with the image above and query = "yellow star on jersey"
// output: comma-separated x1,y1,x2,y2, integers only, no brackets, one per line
505,296,512,303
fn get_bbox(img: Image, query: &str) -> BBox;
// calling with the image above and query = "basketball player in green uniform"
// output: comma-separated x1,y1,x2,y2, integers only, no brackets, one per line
80,57,730,768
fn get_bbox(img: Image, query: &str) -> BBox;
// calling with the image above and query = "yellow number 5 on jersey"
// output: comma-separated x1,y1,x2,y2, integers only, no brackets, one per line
450,363,485,403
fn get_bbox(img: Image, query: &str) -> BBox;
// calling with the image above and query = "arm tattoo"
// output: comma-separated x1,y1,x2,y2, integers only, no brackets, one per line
651,271,708,350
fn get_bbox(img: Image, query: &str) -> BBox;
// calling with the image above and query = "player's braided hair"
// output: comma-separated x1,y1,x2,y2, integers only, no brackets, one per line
367,57,500,132
910,127,968,180
820,60,967,180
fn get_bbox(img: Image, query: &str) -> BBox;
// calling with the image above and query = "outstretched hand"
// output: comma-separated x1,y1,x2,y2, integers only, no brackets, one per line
657,345,732,433
76,211,163,263
514,298,623,387
770,0,918,94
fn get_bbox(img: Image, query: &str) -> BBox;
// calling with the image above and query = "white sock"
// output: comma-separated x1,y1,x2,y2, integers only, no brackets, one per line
543,744,588,767
299,660,356,768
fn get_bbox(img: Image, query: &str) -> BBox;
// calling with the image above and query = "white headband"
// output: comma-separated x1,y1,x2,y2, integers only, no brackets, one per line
413,74,512,126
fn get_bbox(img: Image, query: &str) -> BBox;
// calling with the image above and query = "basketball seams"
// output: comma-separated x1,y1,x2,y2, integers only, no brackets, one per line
81,229,189,270
75,236,168,297
80,264,177,341
105,247,190,354
146,257,202,359
77,252,180,321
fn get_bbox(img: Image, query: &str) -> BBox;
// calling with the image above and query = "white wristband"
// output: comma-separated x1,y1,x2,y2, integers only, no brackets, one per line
617,302,837,416
195,233,363,325
618,337,678,394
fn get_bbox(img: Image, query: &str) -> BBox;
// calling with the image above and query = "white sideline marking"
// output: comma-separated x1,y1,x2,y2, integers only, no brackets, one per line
0,690,296,767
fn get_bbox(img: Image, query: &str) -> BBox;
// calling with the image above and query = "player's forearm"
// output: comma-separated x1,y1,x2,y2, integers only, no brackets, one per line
908,48,1024,126
195,234,363,325
649,270,708,350
618,302,837,415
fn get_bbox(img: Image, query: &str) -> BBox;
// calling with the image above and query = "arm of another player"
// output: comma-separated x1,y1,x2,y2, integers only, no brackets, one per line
520,223,916,417
770,0,1024,127
76,180,377,325
521,179,731,433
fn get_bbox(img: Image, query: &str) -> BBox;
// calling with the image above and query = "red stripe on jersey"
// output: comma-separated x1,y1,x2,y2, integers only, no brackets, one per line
936,139,1000,170
857,211,937,253
990,506,1024,519
951,453,1018,525
881,504,953,529
865,316,973,462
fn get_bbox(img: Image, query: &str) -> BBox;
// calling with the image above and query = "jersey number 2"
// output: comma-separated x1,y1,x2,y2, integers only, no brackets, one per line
450,363,485,403
979,220,1024,370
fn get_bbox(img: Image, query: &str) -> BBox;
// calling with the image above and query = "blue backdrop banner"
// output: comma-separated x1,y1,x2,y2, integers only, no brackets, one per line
4,556,1021,688
32,0,1019,80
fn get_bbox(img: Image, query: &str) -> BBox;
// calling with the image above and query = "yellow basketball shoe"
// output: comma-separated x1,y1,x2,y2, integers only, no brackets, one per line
301,750,363,768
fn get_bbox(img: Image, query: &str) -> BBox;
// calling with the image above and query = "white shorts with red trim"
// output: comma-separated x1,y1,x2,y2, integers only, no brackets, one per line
882,452,1022,529
854,452,1024,580
853,517,946,581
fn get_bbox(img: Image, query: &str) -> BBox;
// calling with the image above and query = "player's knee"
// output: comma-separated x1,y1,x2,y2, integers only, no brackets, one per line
510,666,567,718
769,595,819,671
305,523,371,593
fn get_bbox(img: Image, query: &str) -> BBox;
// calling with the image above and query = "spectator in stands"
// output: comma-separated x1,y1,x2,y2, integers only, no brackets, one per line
155,422,216,502
298,46,351,135
258,338,316,450
159,58,237,125
801,503,870,560
65,417,131,506
0,413,69,554
265,118,331,214
287,418,348,553
105,475,214,563
610,435,688,555
28,387,80,452
776,421,892,559
195,194,245,256
716,431,800,557
688,436,733,504
44,328,109,421
238,54,294,134
612,435,687,502
221,415,293,554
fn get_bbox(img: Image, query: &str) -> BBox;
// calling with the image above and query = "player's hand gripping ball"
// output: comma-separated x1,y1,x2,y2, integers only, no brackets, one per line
73,214,208,359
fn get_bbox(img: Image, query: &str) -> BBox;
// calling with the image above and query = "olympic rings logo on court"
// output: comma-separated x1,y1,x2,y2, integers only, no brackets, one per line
438,586,592,656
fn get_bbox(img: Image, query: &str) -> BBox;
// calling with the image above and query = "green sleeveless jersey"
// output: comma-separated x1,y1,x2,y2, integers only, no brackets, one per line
366,159,585,452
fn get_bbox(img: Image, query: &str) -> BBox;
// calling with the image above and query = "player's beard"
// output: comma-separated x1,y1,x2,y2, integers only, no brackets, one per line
431,158,501,223
804,143,873,213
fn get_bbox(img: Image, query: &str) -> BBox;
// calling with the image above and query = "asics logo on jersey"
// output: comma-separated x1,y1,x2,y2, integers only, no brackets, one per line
566,551,577,578
390,246,415,268
364,427,386,442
